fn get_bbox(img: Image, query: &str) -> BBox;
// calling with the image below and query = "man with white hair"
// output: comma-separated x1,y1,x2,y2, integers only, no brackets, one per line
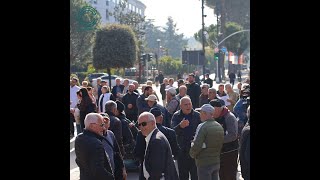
74,113,114,180
190,104,224,180
112,78,125,101
137,112,179,180
176,85,188,101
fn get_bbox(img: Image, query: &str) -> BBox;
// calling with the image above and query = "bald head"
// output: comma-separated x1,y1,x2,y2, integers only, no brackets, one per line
138,112,157,136
180,96,192,114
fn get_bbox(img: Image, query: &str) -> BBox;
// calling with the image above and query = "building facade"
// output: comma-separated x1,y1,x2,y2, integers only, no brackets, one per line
86,0,146,25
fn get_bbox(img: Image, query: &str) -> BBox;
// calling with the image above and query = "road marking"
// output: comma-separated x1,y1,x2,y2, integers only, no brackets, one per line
70,148,75,153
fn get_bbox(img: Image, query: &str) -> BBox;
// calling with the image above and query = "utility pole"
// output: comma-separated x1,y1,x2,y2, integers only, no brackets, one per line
201,0,206,77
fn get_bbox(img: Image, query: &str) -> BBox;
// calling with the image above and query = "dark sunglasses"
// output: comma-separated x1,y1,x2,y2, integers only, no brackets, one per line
138,121,149,127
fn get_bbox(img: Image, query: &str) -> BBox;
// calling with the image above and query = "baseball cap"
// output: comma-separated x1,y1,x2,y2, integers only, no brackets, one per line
209,99,225,107
195,104,215,113
145,94,158,101
149,107,163,118
165,87,176,95
99,113,110,120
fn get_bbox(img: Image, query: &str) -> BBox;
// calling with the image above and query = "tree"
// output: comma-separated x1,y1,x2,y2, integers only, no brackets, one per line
93,24,138,85
224,22,250,56
205,0,250,28
70,0,101,67
162,17,188,59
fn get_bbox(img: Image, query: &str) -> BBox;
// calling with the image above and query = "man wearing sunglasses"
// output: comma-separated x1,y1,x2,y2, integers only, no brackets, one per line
137,112,179,180
74,113,114,180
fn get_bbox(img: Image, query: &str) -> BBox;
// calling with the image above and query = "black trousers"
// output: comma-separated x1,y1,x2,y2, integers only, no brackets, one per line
219,150,238,180
177,151,198,180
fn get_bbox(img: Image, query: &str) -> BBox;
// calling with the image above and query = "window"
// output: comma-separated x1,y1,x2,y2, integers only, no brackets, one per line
106,0,109,6
106,9,109,20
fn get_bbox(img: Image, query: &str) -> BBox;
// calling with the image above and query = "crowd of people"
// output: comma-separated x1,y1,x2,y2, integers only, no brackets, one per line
70,70,250,180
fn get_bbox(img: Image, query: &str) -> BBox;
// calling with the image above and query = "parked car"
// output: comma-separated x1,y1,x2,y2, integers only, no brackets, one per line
87,73,108,83
92,75,135,88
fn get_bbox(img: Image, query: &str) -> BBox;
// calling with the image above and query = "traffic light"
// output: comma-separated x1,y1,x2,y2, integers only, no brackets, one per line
214,52,219,61
147,53,153,61
140,54,146,65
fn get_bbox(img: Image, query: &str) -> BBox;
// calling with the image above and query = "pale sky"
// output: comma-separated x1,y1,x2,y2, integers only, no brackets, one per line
139,0,217,38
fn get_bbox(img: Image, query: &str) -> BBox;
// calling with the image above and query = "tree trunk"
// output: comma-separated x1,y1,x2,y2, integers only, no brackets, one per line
107,68,112,88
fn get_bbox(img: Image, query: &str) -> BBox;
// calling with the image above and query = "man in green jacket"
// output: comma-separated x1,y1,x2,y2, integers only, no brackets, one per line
190,104,224,180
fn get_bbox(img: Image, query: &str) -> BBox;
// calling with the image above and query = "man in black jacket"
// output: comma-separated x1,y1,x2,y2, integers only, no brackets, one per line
137,112,179,180
186,73,201,109
122,84,139,122
75,113,114,180
150,107,180,159
105,100,125,156
171,96,201,180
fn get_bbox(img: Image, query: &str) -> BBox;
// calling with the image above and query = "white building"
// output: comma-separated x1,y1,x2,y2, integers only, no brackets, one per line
86,0,146,25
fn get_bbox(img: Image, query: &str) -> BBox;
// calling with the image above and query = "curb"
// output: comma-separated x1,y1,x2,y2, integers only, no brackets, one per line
70,137,75,150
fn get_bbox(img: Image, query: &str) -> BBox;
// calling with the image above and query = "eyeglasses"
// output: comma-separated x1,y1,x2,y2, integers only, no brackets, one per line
137,121,149,127
91,123,105,127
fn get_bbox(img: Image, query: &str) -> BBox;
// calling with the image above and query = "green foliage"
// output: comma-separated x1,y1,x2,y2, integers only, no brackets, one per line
224,22,249,56
158,56,184,75
109,0,145,49
205,0,250,28
145,17,187,59
93,24,138,70
194,24,218,48
70,0,100,66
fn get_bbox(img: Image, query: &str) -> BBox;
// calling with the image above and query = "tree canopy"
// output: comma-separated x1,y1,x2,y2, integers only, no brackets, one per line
70,0,100,67
93,24,138,71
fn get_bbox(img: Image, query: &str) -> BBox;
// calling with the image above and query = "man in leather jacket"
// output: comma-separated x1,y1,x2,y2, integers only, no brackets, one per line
75,113,114,180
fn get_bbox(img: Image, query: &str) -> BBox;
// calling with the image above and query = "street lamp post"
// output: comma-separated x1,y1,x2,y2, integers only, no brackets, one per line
201,0,206,77
156,39,160,70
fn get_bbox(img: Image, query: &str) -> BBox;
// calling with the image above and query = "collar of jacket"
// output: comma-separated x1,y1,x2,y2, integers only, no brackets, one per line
177,109,195,117
106,111,116,117
83,129,104,141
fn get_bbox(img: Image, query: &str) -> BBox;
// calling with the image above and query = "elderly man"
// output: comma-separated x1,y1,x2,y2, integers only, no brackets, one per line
176,85,188,101
101,113,127,180
145,94,170,127
166,87,180,122
225,83,239,112
190,104,224,180
75,113,114,180
210,99,239,180
171,96,202,180
199,84,210,107
105,100,125,156
138,112,179,180
208,87,219,102
112,78,125,101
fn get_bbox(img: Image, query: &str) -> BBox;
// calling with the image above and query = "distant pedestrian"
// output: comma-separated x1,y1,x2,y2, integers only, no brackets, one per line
237,70,242,82
228,72,236,88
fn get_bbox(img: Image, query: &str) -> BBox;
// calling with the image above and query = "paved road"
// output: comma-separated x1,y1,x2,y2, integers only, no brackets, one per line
70,73,248,180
